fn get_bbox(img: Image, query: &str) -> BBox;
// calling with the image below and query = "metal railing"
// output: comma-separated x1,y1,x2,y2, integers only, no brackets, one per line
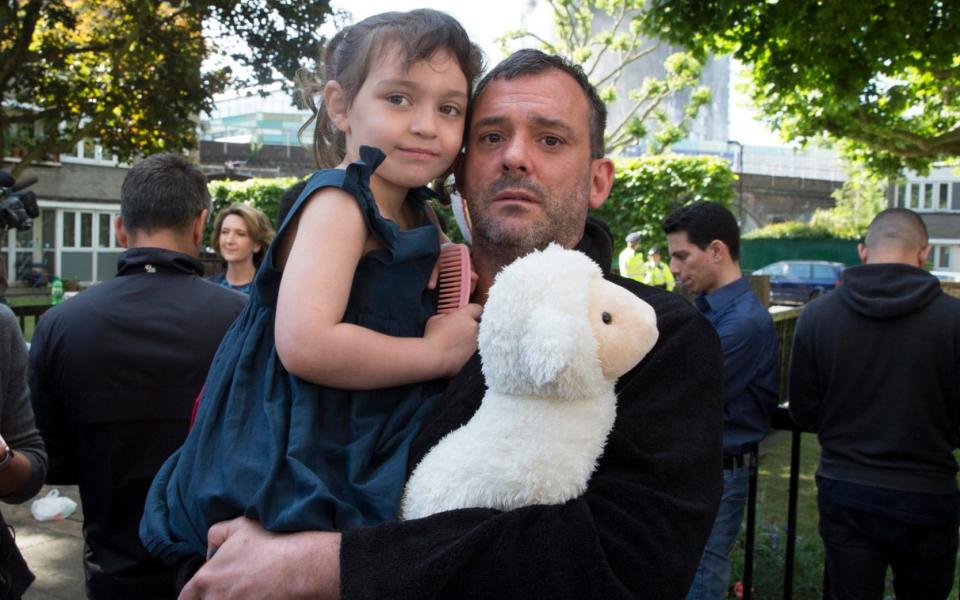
11,303,52,338
740,306,806,600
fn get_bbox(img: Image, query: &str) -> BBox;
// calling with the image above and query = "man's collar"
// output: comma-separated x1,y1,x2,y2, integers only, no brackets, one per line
574,217,614,275
116,247,205,278
697,276,751,313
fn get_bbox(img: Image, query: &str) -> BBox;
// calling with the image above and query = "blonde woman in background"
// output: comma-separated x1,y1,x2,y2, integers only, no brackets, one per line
208,203,274,294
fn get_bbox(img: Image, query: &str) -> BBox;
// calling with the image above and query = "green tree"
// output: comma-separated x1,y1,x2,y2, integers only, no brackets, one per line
592,153,736,260
641,0,960,175
499,0,712,155
1,0,334,176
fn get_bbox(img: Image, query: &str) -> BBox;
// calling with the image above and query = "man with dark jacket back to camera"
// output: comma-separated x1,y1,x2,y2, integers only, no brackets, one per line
790,208,960,599
29,153,247,599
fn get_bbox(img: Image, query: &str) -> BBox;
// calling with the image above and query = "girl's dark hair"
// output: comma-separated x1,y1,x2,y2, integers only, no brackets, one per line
297,9,484,169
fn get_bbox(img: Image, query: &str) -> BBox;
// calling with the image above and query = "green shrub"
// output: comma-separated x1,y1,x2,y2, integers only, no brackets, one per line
591,153,736,262
206,176,303,248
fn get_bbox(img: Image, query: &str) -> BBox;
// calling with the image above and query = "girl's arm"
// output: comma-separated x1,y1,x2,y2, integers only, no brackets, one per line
274,188,480,390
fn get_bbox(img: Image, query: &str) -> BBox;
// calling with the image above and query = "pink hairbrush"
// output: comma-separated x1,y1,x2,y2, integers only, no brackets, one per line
437,243,472,314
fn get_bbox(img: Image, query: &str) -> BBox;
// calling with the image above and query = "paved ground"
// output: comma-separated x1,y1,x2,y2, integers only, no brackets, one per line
5,485,85,600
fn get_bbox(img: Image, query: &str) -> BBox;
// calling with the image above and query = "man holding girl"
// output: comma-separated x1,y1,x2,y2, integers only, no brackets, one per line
165,11,724,597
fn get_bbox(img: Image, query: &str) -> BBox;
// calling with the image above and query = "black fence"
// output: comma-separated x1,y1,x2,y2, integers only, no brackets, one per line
740,307,807,600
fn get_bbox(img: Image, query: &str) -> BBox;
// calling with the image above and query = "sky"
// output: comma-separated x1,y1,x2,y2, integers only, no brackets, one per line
326,0,782,147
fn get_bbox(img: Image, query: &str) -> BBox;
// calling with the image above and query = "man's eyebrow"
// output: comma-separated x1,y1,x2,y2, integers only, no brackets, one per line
529,114,575,138
472,115,510,130
472,114,576,137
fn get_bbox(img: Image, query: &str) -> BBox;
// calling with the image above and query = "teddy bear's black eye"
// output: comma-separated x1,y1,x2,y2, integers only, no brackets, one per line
602,311,612,324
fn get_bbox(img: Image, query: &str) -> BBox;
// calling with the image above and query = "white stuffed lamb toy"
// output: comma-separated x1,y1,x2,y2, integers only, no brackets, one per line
401,243,659,520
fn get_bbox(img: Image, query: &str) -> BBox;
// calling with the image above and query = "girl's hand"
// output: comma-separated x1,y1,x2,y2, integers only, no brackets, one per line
423,303,482,378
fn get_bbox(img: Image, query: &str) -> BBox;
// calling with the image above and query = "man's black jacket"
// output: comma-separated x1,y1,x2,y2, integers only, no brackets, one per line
29,248,246,599
341,219,725,599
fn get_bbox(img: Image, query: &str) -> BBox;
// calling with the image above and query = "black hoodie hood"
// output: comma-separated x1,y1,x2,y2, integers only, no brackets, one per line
837,263,942,319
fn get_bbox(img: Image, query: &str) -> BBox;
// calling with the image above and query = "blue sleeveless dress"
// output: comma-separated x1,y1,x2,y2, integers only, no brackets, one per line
140,146,445,563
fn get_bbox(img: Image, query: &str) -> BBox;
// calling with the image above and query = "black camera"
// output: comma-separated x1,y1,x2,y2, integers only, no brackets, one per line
0,171,40,231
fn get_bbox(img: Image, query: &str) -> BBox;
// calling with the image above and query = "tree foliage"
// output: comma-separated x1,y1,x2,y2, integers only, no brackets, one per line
1,0,334,175
641,0,960,175
499,0,712,155
592,154,736,257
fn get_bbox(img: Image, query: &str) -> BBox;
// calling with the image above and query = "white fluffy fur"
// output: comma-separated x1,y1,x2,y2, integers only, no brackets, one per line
401,244,659,520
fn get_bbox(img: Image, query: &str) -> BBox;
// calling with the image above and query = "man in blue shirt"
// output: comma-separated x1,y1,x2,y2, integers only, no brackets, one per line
664,201,779,600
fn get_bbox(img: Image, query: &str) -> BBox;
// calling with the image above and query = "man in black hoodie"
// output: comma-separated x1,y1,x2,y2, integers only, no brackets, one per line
789,208,960,600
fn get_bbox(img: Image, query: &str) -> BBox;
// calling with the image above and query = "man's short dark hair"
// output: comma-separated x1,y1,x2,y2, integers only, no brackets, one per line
864,207,928,250
471,49,607,159
662,201,741,261
120,153,211,233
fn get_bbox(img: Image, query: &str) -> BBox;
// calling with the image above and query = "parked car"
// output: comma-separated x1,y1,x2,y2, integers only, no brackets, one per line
752,260,845,305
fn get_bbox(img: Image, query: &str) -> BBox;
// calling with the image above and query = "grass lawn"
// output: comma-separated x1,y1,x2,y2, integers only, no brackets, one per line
729,432,959,600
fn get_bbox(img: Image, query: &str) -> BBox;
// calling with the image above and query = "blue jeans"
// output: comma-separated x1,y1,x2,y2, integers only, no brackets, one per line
686,466,750,600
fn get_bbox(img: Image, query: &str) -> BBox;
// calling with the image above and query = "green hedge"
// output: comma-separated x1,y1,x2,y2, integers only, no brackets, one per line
205,176,303,248
591,153,736,265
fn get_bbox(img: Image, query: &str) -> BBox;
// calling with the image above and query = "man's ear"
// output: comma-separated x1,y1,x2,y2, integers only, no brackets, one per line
324,80,350,134
115,215,129,248
588,157,615,210
917,243,931,267
709,239,728,262
192,209,209,249
857,243,869,264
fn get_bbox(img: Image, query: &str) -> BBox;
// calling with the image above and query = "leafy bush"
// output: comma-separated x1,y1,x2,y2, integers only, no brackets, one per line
591,153,736,257
205,176,303,248
743,222,841,240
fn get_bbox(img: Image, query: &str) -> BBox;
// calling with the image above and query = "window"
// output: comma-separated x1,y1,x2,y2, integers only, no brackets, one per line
785,263,811,278
930,244,953,270
98,214,112,248
813,265,836,279
923,183,934,209
910,183,920,209
939,184,949,209
896,184,906,207
80,213,92,247
63,212,76,247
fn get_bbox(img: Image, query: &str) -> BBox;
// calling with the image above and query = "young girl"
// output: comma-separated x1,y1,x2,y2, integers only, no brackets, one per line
141,9,484,564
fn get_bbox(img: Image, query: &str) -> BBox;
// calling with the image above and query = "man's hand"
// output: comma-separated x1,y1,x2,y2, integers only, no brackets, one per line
179,517,341,600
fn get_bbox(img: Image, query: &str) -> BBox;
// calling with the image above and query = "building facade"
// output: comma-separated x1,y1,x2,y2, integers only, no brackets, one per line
2,143,127,287
890,165,960,275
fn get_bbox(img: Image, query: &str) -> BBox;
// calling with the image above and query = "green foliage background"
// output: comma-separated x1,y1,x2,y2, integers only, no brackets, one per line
591,154,737,254
205,176,302,249
640,0,960,176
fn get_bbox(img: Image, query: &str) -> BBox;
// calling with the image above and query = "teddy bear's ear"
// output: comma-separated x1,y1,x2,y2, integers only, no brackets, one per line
519,306,577,388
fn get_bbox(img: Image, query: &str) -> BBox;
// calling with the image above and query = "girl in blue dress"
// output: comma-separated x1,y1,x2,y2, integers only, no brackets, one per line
141,9,484,564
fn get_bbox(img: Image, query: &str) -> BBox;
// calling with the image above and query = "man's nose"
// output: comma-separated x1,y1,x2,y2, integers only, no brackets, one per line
500,136,529,174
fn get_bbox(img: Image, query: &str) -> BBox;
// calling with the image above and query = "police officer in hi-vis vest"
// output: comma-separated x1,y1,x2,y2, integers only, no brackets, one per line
642,247,676,291
619,232,646,282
